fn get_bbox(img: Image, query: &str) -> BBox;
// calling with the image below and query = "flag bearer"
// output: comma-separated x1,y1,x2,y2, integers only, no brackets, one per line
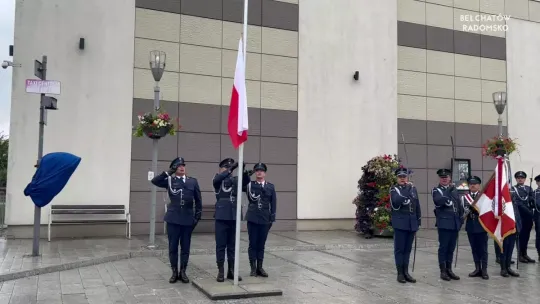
151,157,202,284
246,163,276,277
534,175,540,261
390,167,421,284
213,158,250,282
462,176,489,279
432,169,463,281
511,171,535,263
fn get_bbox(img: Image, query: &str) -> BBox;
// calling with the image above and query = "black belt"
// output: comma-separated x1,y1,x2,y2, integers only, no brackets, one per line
170,200,193,207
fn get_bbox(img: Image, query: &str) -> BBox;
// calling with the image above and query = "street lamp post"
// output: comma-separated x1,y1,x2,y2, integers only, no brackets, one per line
148,50,166,249
492,92,507,138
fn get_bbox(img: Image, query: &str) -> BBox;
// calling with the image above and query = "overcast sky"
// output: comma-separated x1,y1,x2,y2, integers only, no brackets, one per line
0,0,14,136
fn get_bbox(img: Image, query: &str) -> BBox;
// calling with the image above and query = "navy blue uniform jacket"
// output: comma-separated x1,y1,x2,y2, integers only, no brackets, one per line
245,181,277,225
151,173,202,226
390,184,421,232
432,185,463,231
213,170,250,221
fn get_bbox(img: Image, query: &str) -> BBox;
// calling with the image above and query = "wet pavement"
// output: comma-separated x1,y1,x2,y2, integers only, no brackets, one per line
0,229,538,303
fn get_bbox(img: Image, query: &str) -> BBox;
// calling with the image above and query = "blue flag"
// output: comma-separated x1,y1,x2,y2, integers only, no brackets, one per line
24,152,81,208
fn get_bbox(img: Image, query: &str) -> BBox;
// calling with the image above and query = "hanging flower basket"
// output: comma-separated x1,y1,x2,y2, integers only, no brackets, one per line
352,154,401,238
482,137,518,159
133,109,179,139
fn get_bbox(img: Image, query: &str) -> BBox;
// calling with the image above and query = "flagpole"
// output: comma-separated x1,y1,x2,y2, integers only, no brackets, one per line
233,0,249,287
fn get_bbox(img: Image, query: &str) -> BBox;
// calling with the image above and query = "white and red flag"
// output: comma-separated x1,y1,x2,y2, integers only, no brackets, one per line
472,156,516,251
227,38,249,148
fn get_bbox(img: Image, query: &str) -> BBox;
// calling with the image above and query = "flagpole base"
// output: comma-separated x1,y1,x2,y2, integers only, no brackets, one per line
192,277,282,300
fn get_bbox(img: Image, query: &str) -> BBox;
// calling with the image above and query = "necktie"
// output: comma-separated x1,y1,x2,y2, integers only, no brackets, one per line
179,177,185,186
472,193,476,199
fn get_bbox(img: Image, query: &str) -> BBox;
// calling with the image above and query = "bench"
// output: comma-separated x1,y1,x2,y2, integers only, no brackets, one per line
48,205,131,241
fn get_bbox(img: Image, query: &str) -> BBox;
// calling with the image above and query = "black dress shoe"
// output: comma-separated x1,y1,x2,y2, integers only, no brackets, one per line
249,260,257,277
500,261,509,277
216,262,225,282
226,260,242,281
519,255,529,263
169,267,178,284
480,263,489,280
507,266,520,277
446,262,460,280
439,263,451,281
256,260,268,278
403,265,416,283
179,264,189,284
396,265,406,283
524,255,536,263
468,263,481,277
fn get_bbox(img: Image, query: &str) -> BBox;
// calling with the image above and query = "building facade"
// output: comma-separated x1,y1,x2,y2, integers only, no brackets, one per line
6,0,540,238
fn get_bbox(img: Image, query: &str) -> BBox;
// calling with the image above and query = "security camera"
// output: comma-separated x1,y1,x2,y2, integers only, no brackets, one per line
1,61,9,69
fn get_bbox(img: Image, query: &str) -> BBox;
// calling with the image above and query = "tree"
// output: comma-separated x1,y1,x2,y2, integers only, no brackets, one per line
0,132,8,188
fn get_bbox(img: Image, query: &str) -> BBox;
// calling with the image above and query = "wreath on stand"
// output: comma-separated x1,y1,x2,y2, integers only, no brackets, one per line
352,154,401,238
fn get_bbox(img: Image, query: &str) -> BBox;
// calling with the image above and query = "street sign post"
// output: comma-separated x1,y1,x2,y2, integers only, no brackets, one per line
30,55,59,257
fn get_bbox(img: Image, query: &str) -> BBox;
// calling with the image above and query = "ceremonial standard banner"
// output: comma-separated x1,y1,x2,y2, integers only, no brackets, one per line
473,156,516,251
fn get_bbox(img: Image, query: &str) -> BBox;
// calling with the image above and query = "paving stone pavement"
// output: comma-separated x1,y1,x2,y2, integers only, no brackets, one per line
0,229,538,303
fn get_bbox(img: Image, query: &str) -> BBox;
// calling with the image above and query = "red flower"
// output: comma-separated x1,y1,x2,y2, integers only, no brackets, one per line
385,203,390,209
367,182,377,188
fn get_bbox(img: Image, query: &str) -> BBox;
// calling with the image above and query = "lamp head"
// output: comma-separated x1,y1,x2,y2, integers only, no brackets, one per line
492,92,507,115
149,50,166,82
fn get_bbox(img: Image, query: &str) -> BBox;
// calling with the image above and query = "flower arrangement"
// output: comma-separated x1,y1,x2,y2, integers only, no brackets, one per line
133,109,178,139
353,154,401,238
482,136,518,158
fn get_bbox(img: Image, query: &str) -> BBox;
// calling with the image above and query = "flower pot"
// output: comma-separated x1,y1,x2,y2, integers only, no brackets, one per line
372,227,393,237
143,125,171,139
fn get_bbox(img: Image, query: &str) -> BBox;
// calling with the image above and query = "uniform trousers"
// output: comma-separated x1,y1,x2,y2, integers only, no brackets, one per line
247,221,271,261
467,232,488,264
519,213,534,255
500,233,517,265
437,229,459,264
215,220,237,263
534,213,540,254
167,223,193,268
393,228,415,266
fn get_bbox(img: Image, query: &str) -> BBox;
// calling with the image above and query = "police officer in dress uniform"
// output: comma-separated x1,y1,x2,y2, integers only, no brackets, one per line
432,168,463,281
534,175,540,260
462,176,489,280
390,167,421,284
498,179,521,278
213,158,250,282
151,157,202,284
511,171,536,263
246,163,276,278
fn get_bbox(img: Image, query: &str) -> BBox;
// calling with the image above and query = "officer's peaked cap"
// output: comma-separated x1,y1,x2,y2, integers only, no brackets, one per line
534,174,540,182
514,171,527,178
395,167,409,176
219,158,235,168
467,176,481,184
254,163,267,172
170,157,185,169
437,169,452,177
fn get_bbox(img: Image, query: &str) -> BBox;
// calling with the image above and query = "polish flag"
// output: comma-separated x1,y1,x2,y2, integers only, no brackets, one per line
472,156,516,251
227,38,249,148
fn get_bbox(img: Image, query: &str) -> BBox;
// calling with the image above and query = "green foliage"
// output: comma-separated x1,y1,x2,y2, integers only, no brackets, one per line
0,132,8,188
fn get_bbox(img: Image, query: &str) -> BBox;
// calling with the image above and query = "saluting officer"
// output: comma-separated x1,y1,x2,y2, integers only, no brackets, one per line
389,167,421,284
511,171,535,263
534,175,540,260
432,168,463,281
462,176,488,279
213,158,250,282
151,157,202,284
246,163,276,277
